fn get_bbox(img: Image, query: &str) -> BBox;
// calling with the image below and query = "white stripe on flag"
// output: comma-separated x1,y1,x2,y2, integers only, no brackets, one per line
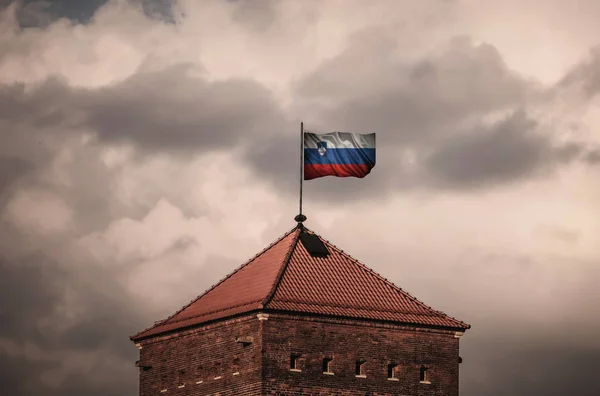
304,132,375,149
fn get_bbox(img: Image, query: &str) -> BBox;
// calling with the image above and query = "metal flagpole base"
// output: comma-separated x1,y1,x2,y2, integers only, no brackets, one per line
294,214,307,224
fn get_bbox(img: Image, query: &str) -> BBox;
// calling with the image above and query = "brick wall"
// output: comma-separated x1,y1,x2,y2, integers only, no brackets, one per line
134,312,463,396
135,314,263,396
261,313,461,396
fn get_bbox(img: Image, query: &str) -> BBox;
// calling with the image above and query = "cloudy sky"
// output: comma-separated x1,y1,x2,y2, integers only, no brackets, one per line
1,0,599,395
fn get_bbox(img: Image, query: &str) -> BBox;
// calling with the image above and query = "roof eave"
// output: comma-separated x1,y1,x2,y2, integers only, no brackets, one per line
131,312,470,343
259,308,470,333
130,308,265,342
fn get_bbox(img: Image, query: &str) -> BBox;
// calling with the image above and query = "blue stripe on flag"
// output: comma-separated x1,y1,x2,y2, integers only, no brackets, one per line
304,148,376,166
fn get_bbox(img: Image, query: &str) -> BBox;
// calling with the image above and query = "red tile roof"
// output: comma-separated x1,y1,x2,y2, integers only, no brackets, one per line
131,226,469,341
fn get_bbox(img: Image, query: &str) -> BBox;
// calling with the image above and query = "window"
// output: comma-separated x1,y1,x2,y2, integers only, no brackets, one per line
420,366,430,383
290,354,301,371
322,358,333,374
355,360,366,377
387,363,399,380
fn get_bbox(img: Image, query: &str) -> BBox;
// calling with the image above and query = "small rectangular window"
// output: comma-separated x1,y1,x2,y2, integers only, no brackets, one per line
387,363,399,379
322,358,333,374
355,360,366,377
290,354,301,371
420,366,430,383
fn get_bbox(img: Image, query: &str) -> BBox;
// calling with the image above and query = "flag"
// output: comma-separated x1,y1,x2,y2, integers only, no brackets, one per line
304,132,376,180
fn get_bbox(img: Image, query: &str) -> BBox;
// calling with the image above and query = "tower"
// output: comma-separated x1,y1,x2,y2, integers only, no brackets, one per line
130,224,470,395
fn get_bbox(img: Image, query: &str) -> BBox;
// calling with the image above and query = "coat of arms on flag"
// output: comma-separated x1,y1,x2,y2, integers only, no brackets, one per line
317,141,327,156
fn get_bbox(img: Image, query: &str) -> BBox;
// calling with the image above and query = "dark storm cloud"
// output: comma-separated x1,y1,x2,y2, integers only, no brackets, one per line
0,78,119,232
0,254,64,342
0,351,136,396
0,67,301,239
419,251,600,396
2,0,109,27
296,35,534,142
0,351,55,396
1,0,177,27
0,64,289,155
137,0,179,23
558,45,600,98
0,220,245,396
244,34,593,197
0,65,296,215
0,77,73,127
585,148,600,164
80,64,289,152
424,111,585,188
1,260,140,394
231,0,277,32
461,333,600,396
0,236,150,396
0,71,179,396
0,157,30,195
0,84,253,394
0,41,592,206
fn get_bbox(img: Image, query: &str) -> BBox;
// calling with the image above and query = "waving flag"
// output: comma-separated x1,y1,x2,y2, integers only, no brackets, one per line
304,132,376,180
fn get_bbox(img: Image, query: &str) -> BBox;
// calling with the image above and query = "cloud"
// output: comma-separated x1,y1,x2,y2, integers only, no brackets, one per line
0,1,599,396
462,334,600,396
558,45,600,99
0,157,30,195
295,35,535,139
0,245,146,395
2,0,177,28
249,35,595,196
2,0,109,27
230,0,277,32
585,148,600,164
1,4,595,199
423,110,586,188
80,64,289,153
0,63,290,154
137,0,179,23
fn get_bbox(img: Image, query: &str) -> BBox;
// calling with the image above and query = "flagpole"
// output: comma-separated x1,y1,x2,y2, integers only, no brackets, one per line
300,121,303,216
295,122,306,225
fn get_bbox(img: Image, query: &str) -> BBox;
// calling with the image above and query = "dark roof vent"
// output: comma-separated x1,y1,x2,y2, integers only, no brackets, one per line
299,232,329,257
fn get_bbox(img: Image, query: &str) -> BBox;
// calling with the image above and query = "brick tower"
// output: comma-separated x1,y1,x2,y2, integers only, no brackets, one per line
131,224,470,395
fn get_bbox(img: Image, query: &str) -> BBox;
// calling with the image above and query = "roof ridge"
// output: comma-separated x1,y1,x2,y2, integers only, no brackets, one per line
307,228,470,329
260,226,302,308
130,226,300,340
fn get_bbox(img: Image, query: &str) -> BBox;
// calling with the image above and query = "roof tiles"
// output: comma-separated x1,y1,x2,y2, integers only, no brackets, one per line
131,225,469,341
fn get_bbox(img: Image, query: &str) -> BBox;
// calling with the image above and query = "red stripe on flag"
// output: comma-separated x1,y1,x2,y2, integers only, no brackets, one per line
304,164,373,180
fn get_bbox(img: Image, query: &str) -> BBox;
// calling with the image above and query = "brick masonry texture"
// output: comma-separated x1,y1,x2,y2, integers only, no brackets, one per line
136,314,263,396
262,313,461,396
134,312,463,396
